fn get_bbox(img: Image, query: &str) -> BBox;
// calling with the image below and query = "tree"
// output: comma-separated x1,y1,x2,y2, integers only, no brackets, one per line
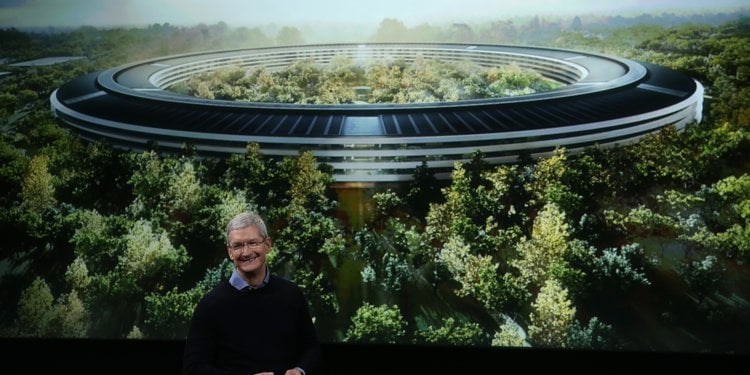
354,220,415,293
276,26,305,46
491,320,526,347
524,148,581,212
438,236,502,310
69,209,125,272
570,16,583,31
291,267,339,330
566,317,615,349
371,18,409,42
678,255,724,305
344,303,407,344
416,317,486,346
682,174,750,260
604,205,679,238
165,160,202,219
714,174,750,222
144,259,233,339
112,219,190,296
464,150,490,190
285,151,334,211
144,287,203,339
272,206,345,269
21,154,56,213
12,277,89,337
127,151,172,220
426,163,474,243
528,279,576,348
50,290,89,337
592,243,653,291
407,161,442,218
12,277,54,337
512,203,570,287
372,189,403,222
0,140,28,208
65,256,92,293
221,142,268,204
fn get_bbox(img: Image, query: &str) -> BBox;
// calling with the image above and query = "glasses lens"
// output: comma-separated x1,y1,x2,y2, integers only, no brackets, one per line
230,240,264,251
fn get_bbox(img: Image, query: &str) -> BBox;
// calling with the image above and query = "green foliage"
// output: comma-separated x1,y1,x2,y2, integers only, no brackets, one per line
13,277,54,337
69,209,126,272
525,148,585,214
407,161,442,218
344,303,407,344
678,255,725,304
426,162,525,257
714,174,750,221
675,174,750,260
438,236,502,310
193,187,254,252
512,203,570,287
371,18,409,42
273,207,345,268
276,26,305,46
554,240,596,298
379,252,414,292
65,256,92,293
592,243,653,290
528,279,576,348
127,152,209,228
0,140,27,207
182,54,558,104
416,317,487,346
50,290,89,338
284,151,334,211
354,220,416,293
21,154,56,213
221,143,269,202
604,204,681,241
372,189,403,220
12,277,89,338
566,317,616,350
144,287,203,339
126,325,144,339
492,321,526,347
195,258,235,293
113,219,190,296
1,17,750,351
292,268,340,321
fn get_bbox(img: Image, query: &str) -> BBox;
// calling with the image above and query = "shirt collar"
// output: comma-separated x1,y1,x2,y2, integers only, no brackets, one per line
229,265,270,291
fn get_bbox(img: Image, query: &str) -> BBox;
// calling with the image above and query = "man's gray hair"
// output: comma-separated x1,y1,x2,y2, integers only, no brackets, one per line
226,211,268,244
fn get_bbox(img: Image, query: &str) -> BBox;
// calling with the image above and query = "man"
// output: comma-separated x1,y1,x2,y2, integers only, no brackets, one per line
184,211,321,375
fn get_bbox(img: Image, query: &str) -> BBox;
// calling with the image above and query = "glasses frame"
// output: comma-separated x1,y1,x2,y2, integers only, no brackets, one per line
227,238,267,252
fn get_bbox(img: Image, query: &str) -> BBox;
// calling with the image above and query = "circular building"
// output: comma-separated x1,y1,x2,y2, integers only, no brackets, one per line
50,43,703,182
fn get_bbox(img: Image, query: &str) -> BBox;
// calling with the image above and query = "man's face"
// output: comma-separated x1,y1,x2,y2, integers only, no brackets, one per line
226,225,271,275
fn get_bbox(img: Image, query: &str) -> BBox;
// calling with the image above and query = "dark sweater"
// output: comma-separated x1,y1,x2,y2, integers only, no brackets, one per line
183,275,321,375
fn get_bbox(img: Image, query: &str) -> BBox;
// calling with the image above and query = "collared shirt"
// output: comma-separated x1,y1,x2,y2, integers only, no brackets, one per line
229,265,270,291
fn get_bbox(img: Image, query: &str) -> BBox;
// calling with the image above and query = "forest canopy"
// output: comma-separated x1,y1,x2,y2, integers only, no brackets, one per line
0,13,749,355
170,57,560,104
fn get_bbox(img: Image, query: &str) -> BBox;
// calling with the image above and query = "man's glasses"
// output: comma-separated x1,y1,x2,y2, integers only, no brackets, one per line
228,239,265,252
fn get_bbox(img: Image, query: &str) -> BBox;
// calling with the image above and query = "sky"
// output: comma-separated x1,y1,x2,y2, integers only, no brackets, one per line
0,0,747,28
